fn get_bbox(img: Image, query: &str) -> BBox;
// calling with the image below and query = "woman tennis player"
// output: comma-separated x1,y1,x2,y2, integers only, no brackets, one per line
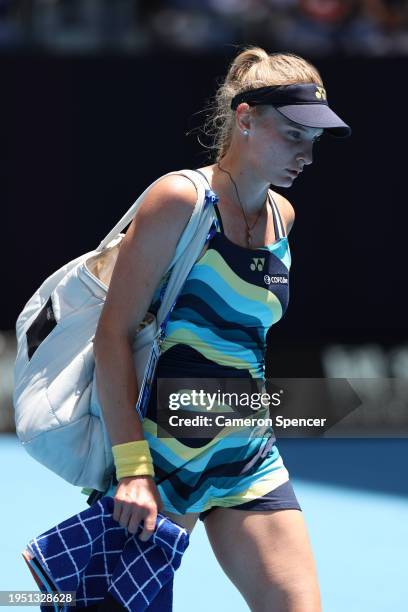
93,47,350,611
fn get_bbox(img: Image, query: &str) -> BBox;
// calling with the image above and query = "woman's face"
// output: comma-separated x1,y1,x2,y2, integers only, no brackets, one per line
242,105,324,188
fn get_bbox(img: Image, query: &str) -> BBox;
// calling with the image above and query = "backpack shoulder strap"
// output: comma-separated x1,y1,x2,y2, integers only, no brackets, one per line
155,170,215,325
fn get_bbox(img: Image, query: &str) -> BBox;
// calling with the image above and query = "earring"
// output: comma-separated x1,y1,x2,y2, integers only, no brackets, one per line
242,129,249,136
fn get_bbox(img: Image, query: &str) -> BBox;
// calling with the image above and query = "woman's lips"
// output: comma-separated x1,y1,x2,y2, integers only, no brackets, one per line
286,168,300,177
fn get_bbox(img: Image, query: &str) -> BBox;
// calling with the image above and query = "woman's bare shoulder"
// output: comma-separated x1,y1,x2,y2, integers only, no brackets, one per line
94,172,200,340
122,171,201,269
269,189,295,235
140,172,198,218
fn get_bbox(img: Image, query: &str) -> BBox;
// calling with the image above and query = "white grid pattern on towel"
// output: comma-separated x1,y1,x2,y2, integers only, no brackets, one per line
27,497,189,611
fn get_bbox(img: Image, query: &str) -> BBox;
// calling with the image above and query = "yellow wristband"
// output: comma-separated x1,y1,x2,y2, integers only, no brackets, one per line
112,440,155,480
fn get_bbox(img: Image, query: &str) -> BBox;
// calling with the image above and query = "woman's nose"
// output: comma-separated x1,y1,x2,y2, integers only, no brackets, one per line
297,143,313,166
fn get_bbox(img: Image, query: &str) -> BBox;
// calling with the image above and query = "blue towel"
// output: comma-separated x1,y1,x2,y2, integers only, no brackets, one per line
23,496,190,611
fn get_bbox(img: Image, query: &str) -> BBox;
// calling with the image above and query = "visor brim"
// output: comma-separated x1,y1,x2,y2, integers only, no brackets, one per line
276,104,352,138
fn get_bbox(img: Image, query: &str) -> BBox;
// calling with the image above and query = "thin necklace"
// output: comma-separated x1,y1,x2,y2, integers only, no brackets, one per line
217,162,266,248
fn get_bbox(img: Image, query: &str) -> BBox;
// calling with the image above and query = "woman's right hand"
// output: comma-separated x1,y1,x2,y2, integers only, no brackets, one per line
113,475,164,541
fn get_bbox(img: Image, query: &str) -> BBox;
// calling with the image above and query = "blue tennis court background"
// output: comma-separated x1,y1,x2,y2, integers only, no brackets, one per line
1,434,407,611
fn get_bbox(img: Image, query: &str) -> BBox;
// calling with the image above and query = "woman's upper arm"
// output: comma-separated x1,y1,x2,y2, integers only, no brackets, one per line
94,174,197,343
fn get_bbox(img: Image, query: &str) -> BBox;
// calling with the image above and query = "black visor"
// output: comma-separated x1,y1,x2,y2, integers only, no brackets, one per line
231,83,351,138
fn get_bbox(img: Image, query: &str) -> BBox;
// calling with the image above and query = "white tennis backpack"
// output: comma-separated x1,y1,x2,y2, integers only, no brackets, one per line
13,170,215,492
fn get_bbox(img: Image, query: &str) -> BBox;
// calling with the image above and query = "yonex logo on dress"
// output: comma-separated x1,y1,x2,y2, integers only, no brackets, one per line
250,258,265,271
315,86,327,100
264,274,288,285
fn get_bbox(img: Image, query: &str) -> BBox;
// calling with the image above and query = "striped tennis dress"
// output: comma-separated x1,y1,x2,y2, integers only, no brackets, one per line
138,177,301,520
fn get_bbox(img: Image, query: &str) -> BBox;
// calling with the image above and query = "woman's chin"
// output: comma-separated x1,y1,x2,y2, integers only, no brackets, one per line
274,175,295,188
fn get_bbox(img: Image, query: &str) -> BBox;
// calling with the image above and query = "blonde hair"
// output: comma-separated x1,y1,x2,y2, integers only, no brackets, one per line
201,47,324,161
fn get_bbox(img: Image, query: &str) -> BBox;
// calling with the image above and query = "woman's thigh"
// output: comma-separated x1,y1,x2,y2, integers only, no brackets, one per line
203,507,321,612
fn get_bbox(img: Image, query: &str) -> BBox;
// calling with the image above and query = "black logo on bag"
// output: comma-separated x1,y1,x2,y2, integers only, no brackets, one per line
26,296,57,360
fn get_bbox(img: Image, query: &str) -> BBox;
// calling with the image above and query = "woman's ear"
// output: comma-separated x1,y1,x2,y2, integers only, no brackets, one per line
235,102,252,134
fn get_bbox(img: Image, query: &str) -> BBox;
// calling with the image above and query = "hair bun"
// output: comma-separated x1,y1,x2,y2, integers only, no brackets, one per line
228,47,269,84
